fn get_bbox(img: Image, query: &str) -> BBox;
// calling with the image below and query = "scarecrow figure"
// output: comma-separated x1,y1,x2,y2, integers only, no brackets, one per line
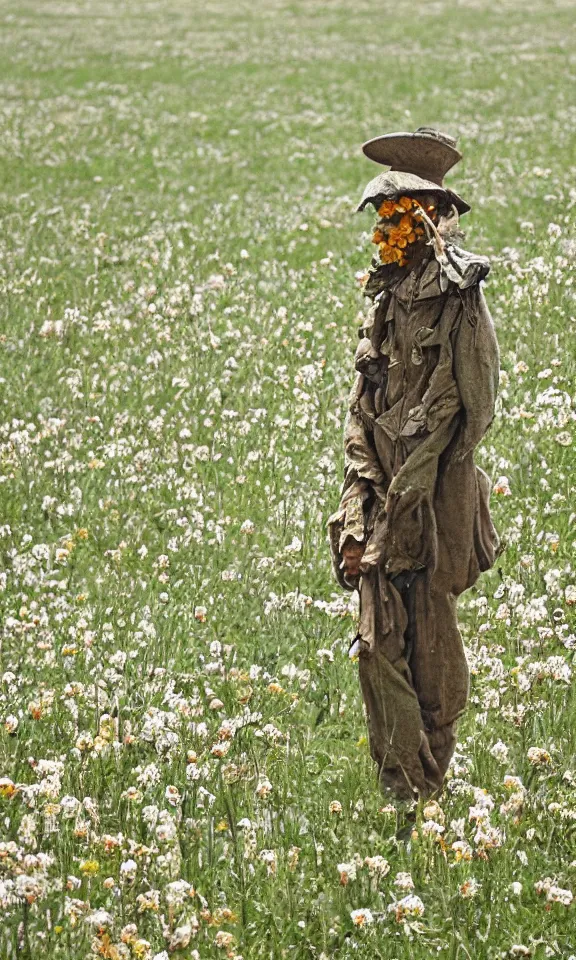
328,127,500,801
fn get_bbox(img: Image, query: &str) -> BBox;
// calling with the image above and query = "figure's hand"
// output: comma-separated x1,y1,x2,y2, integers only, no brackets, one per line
342,537,365,577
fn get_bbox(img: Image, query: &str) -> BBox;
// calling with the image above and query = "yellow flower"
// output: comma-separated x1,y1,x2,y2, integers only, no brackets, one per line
80,859,100,875
452,840,473,862
287,846,300,871
133,941,151,959
99,715,118,741
236,683,253,704
213,907,237,923
0,778,17,798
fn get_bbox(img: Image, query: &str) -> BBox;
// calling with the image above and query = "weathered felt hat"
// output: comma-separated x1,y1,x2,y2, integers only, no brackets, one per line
357,126,471,216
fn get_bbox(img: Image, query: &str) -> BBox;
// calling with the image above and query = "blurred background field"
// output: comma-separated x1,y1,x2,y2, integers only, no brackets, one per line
0,0,575,957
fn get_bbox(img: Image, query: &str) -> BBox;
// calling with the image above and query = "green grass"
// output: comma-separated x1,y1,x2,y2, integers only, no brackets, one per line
0,0,575,957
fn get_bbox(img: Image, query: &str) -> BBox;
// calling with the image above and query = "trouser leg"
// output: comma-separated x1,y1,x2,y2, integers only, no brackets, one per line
357,568,469,801
405,578,469,781
358,642,435,800
357,570,444,801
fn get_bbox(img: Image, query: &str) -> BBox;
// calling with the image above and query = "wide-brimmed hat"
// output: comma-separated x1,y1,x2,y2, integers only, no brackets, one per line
357,126,471,215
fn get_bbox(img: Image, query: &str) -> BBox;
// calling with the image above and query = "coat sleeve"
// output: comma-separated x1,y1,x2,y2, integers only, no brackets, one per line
326,374,386,590
450,282,499,463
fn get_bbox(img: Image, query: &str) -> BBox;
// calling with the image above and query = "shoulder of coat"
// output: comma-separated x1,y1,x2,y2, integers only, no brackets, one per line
435,243,491,294
448,243,491,277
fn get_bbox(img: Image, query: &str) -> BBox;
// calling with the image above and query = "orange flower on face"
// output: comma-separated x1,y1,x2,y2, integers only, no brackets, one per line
387,226,407,248
396,195,416,212
397,213,415,235
379,242,404,264
387,213,418,248
377,199,397,218
373,196,428,267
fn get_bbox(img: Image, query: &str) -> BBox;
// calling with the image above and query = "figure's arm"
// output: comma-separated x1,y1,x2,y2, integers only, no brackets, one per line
327,380,385,589
339,483,372,579
451,282,500,461
327,471,371,591
328,292,391,589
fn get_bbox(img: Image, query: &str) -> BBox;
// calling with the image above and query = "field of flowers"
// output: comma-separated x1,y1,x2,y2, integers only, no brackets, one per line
0,0,575,956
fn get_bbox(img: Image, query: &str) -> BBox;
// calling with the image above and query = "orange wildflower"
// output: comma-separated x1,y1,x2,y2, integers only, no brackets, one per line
398,213,416,234
378,243,404,264
377,199,397,218
388,226,414,248
373,197,429,266
94,934,121,960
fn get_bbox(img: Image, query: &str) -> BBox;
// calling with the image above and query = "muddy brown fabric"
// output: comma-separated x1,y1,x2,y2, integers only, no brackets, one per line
327,241,500,801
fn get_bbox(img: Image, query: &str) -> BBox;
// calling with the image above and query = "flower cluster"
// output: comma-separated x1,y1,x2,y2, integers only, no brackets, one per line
371,195,435,266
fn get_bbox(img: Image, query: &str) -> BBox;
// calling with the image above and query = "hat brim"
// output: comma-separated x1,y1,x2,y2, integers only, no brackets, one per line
445,189,470,216
362,132,462,181
356,171,470,216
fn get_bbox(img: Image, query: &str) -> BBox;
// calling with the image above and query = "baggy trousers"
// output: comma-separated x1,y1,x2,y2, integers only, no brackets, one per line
357,569,470,801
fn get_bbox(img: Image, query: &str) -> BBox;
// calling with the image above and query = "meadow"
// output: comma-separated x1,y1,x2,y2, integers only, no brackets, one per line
0,0,575,956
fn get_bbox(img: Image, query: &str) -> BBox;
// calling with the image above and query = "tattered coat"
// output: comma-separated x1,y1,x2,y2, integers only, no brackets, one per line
328,242,500,799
